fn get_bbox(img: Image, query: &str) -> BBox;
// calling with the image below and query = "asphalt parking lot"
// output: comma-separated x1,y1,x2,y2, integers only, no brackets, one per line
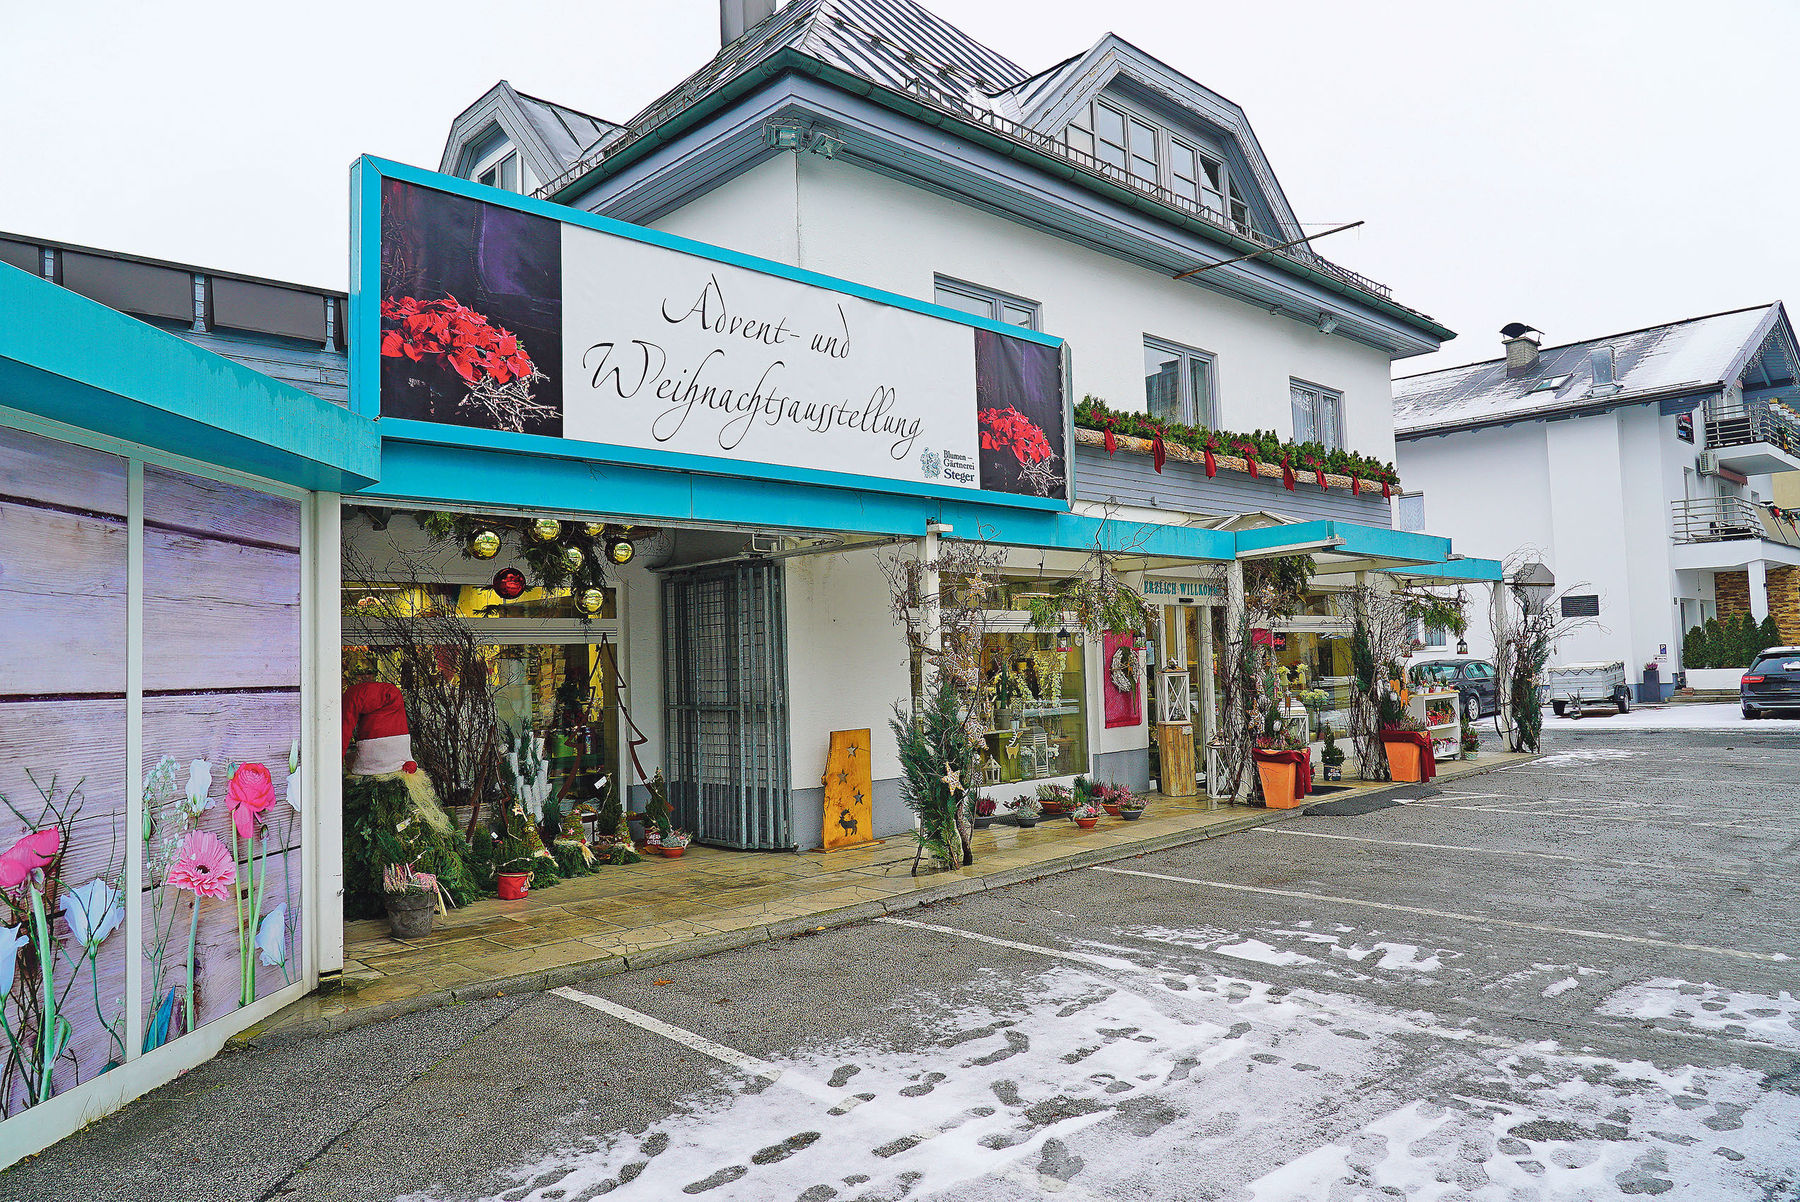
8,724,1797,1201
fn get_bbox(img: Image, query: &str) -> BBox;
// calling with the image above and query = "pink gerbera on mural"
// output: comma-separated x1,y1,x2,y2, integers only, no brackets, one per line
167,832,236,900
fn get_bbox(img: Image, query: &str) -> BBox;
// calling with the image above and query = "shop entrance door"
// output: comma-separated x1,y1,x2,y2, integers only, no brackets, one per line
662,561,792,849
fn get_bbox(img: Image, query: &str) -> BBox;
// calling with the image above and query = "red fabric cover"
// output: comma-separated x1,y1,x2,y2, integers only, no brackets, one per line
343,681,408,755
1379,729,1438,782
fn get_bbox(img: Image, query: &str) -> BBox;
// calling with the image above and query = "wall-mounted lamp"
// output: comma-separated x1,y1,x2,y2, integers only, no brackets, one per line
764,118,846,159
1317,314,1339,336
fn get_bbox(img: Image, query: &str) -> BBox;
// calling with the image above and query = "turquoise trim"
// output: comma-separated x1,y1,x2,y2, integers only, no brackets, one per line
1234,520,1451,566
1389,559,1505,584
349,158,382,420
377,417,1068,515
0,264,379,492
349,155,1065,352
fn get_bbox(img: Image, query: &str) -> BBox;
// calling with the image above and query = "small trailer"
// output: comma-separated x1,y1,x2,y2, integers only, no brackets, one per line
1546,660,1631,717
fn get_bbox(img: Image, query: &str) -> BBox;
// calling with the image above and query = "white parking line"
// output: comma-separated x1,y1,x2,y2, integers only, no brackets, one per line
875,916,1128,969
1258,827,1754,877
1087,867,1790,963
552,986,843,1105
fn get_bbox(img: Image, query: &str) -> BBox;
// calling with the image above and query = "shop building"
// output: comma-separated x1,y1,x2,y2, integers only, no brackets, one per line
1394,306,1800,688
0,0,1501,1160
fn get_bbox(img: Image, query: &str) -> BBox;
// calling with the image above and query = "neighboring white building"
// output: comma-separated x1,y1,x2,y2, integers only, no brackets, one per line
1393,307,1800,691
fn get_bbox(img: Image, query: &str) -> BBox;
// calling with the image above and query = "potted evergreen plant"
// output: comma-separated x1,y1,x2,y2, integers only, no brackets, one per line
659,829,692,858
1321,727,1346,781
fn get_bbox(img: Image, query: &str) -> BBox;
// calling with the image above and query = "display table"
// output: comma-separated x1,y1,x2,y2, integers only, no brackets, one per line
1406,689,1461,761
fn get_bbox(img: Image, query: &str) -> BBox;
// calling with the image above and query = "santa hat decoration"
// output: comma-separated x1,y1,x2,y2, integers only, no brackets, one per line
343,681,418,776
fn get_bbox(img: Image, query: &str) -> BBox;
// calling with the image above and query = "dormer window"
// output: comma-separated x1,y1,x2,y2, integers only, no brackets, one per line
477,149,521,193
1065,97,1251,234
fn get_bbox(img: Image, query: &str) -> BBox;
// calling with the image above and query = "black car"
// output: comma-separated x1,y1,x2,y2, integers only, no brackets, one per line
1409,656,1499,720
1742,646,1800,718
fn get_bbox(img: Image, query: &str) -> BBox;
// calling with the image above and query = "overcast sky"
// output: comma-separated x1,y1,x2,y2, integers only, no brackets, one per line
5,0,1794,371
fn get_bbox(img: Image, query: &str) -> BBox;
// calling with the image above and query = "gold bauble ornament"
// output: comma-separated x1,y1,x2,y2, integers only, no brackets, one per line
530,518,562,542
606,538,636,566
468,529,502,560
578,588,605,616
562,545,586,571
583,522,606,539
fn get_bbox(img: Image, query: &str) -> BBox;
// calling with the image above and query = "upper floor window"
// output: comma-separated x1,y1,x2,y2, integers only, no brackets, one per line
933,276,1041,330
1291,379,1343,449
1144,336,1216,428
475,147,522,193
1066,99,1252,233
1395,491,1425,533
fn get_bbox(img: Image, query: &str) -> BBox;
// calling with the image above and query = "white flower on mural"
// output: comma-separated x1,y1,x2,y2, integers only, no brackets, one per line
60,879,125,949
0,928,28,995
256,904,288,969
181,759,215,819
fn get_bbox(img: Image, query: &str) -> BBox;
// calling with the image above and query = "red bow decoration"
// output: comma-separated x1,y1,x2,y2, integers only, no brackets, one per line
1103,420,1117,455
1307,457,1328,490
1234,442,1259,478
1381,479,1393,499
1202,447,1217,477
1281,457,1297,491
1351,474,1362,496
1151,429,1166,473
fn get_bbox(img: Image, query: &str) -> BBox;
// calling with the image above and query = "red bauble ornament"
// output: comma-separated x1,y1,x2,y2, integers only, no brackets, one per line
492,568,528,599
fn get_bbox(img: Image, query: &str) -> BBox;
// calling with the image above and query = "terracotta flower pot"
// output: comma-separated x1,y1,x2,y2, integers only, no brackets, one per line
1074,816,1099,830
1102,803,1122,816
661,845,686,858
1255,759,1301,809
1384,739,1424,783
496,871,530,900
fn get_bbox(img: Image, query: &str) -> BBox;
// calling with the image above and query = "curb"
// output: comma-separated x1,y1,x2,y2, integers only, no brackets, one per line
229,761,1535,1052
227,806,1299,1051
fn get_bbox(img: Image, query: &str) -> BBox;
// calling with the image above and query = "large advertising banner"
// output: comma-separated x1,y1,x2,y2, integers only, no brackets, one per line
374,172,1069,505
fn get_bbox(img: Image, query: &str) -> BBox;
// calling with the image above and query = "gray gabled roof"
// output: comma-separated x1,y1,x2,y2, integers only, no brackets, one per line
513,89,616,169
1394,304,1787,437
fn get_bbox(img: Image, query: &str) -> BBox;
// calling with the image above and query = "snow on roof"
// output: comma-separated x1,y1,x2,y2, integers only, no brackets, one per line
1394,305,1778,437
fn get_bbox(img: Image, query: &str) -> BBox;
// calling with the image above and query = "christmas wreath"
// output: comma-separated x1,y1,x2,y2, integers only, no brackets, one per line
1109,644,1138,694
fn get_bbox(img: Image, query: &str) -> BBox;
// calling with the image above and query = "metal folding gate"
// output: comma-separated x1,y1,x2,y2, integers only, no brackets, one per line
662,561,793,849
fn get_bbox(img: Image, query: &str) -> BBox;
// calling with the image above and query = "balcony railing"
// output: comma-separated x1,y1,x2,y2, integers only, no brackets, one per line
1704,397,1800,454
1671,495,1800,549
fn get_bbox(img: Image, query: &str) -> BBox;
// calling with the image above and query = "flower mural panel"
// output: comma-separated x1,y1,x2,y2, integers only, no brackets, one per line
0,426,131,1117
140,465,304,1049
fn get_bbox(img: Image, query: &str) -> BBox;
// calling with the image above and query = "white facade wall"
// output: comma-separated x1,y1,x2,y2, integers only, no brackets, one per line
654,155,1401,462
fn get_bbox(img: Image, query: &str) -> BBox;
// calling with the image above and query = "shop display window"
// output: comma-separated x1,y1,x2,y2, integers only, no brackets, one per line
977,631,1089,784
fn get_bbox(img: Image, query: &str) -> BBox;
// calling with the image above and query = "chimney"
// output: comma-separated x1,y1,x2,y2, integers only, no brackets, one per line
722,0,777,45
1500,322,1542,376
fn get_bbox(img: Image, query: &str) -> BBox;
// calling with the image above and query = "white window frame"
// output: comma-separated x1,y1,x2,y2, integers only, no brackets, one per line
471,141,534,194
1143,335,1218,429
932,276,1041,330
1291,379,1345,450
1065,97,1251,234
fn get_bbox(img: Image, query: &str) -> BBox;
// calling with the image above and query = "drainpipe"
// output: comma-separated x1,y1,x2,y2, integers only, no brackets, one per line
1196,599,1217,809
1749,559,1771,621
922,521,950,668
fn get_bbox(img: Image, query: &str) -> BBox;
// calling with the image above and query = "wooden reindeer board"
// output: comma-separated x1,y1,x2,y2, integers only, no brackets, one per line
819,728,878,851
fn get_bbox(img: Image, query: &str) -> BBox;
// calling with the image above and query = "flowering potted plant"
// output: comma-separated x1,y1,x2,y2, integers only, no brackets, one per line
1118,794,1146,821
971,794,997,830
382,862,440,939
1094,782,1133,816
659,829,692,859
1070,800,1104,830
1010,794,1042,828
1036,783,1074,815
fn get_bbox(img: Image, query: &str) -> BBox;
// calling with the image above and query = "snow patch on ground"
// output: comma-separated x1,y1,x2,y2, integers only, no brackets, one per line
1599,978,1800,1049
1213,938,1316,967
1534,746,1643,767
1543,701,1800,731
435,945,1800,1202
1542,976,1581,998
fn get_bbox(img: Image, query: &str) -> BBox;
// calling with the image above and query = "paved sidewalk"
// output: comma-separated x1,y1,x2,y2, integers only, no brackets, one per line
240,751,1528,1046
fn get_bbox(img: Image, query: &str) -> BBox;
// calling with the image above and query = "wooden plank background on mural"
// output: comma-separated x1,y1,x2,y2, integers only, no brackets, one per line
0,503,127,697
0,425,126,518
142,533,300,692
143,466,301,551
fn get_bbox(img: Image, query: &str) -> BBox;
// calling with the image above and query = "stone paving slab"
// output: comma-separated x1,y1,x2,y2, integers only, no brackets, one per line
236,752,1530,1049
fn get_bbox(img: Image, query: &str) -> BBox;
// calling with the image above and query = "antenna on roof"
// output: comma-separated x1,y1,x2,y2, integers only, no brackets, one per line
1172,220,1363,281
